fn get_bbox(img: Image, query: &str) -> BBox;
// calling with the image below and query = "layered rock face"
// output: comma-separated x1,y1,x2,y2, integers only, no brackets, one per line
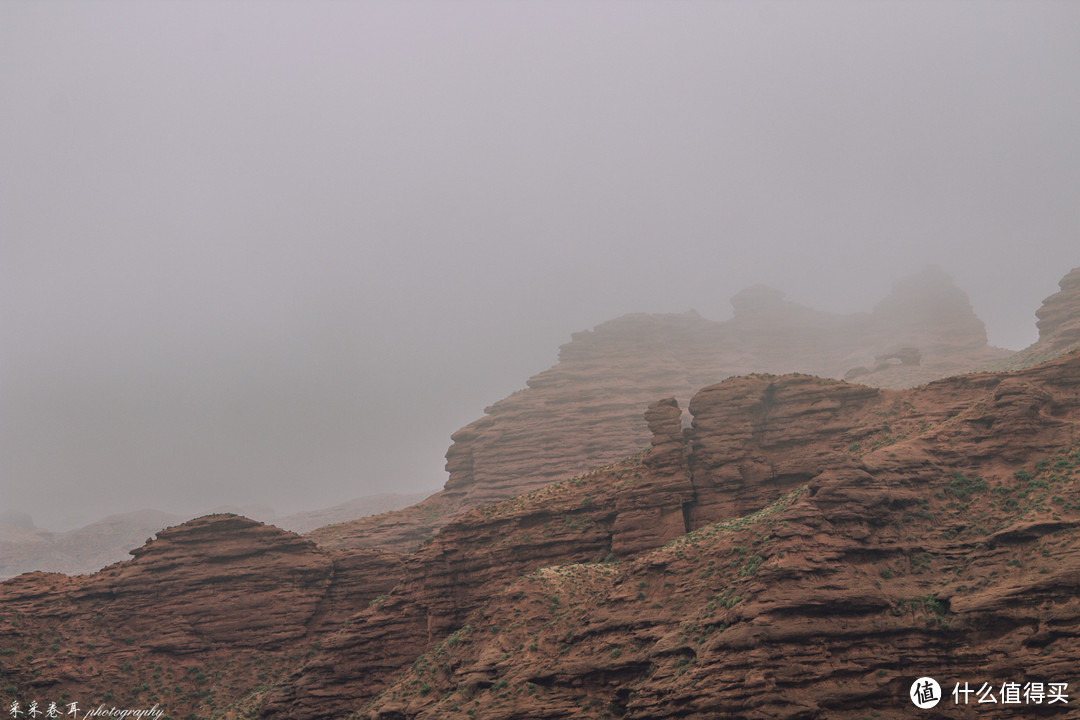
5,350,1080,719
1036,266,1080,353
268,350,1077,719
359,350,1080,720
440,268,1001,511
0,515,405,720
989,266,1080,377
1002,266,1080,370
6,267,1080,720
309,266,1011,554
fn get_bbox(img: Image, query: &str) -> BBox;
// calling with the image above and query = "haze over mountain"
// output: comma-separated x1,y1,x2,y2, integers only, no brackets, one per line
0,492,427,580
3,2,1079,541
4,271,1080,719
4,2,1080,718
5,264,1076,580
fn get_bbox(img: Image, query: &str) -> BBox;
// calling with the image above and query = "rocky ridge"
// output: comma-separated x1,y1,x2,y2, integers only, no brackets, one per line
0,515,405,719
6,348,1080,719
3,266,1080,720
356,350,1080,719
308,266,1012,554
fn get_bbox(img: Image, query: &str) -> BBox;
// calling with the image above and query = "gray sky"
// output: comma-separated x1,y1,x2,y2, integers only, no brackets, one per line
2,1,1078,529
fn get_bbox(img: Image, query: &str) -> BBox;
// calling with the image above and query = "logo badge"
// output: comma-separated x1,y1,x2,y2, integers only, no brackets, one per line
910,677,942,708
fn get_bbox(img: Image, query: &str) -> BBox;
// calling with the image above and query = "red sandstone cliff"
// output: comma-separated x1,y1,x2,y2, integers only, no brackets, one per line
307,266,1011,554
8,348,1078,719
0,515,404,719
5,268,1080,720
349,351,1080,719
1036,266,1080,354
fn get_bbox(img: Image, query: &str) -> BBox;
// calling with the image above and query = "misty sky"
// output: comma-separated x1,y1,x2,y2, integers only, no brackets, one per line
2,1,1078,530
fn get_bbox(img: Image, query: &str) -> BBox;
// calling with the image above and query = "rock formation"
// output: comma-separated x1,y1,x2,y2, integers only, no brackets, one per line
308,266,1011,554
354,350,1080,719
6,347,1080,719
5,266,1080,720
1000,266,1080,370
0,515,405,720
1036,266,1080,354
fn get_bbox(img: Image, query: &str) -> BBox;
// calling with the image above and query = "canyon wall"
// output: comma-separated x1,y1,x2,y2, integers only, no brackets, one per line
309,266,1014,553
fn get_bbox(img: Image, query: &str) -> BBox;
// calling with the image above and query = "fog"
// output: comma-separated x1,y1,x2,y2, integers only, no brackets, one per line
2,1,1078,530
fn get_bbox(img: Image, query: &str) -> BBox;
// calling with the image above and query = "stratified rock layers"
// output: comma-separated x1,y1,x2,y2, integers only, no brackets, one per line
309,266,1012,553
5,267,1080,720
0,516,405,719
1037,267,1080,353
5,350,1080,719
360,350,1080,720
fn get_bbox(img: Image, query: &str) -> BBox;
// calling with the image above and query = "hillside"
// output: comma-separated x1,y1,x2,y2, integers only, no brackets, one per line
4,346,1080,719
1,266,1028,580
307,266,1013,554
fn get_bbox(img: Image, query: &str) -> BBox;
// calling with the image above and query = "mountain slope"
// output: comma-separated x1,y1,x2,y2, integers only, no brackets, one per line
308,267,1012,554
271,350,1080,719
3,351,1080,719
364,352,1080,718
4,268,1080,720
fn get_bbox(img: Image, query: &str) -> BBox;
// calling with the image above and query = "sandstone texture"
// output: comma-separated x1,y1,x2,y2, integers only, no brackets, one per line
0,515,405,720
9,349,1079,719
1036,266,1080,355
309,266,1011,554
6,268,1080,720
359,351,1080,720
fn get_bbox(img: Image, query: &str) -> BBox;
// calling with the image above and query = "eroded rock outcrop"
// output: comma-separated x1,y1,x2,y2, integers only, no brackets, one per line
981,266,1080,378
0,515,405,720
6,268,1080,720
256,350,1080,719
5,350,1080,719
360,351,1080,720
310,267,1010,554
1004,266,1080,370
1037,266,1080,350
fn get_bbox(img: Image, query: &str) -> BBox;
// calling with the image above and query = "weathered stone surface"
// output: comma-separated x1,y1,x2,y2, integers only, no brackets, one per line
1037,267,1080,353
5,351,1080,719
361,351,1080,720
0,515,405,719
255,350,1080,719
310,267,1011,555
6,270,1080,720
989,266,1080,374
